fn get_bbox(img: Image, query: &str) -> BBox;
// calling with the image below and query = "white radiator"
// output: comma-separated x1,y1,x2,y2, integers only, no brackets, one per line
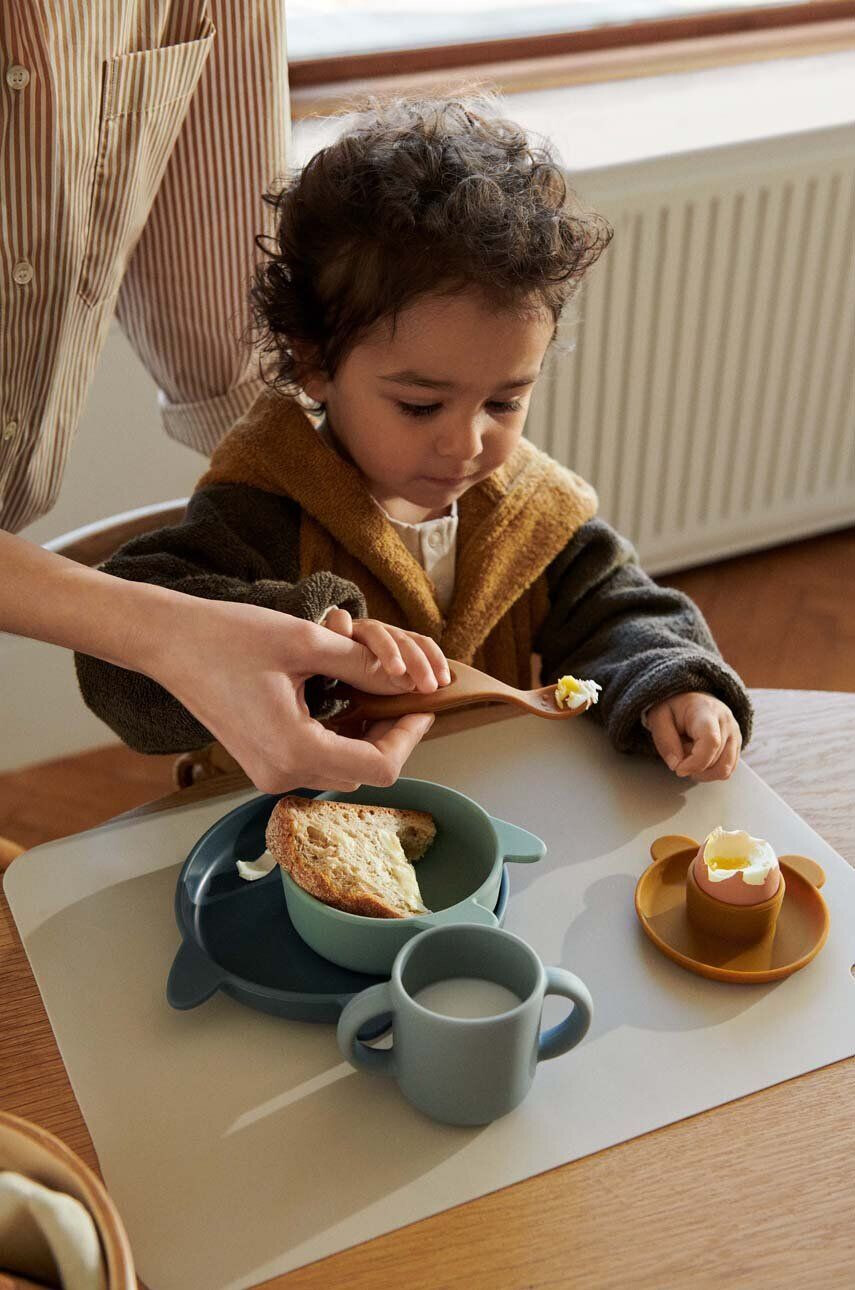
525,125,855,574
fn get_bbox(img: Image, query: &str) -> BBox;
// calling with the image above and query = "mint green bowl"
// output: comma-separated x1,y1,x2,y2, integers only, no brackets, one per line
279,778,545,974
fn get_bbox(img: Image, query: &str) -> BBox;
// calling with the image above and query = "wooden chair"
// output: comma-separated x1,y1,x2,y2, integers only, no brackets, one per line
0,836,25,868
44,498,189,564
49,501,239,789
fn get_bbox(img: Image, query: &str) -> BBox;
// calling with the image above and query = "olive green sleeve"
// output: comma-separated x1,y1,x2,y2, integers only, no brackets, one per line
535,518,753,755
74,483,366,753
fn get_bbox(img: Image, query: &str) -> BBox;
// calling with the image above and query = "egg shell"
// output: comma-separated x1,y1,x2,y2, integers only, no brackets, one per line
692,844,781,907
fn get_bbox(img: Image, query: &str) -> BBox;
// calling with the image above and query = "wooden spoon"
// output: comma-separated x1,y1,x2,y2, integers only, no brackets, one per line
332,659,594,725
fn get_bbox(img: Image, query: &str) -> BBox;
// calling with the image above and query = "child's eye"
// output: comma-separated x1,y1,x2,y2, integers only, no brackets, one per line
486,399,522,414
398,402,441,418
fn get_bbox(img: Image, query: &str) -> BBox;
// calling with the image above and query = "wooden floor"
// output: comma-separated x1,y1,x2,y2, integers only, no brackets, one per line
660,526,855,693
1,525,853,853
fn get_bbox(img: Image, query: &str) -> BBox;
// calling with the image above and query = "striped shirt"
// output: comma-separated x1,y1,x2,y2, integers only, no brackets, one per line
0,1,289,533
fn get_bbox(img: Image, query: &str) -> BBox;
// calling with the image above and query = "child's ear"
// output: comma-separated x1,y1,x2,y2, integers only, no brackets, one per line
291,343,329,406
300,369,329,406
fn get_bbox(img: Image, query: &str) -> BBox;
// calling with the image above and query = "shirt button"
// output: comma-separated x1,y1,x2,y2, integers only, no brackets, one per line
6,65,31,91
2,420,18,441
427,529,444,550
13,259,34,286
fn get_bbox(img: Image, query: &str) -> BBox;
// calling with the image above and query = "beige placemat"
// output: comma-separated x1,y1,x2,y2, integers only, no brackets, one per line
6,717,855,1290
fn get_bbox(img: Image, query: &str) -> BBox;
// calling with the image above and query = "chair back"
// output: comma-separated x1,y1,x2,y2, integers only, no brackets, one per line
2,507,193,850
44,499,188,566
45,498,239,789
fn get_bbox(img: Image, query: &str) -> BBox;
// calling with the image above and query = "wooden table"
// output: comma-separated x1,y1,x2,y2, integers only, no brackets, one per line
2,690,853,1289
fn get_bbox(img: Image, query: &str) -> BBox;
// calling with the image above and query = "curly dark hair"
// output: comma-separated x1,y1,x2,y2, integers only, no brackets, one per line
251,96,613,397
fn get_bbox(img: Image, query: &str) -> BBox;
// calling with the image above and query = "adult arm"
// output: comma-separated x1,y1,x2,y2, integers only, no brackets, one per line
73,485,367,752
1,529,433,793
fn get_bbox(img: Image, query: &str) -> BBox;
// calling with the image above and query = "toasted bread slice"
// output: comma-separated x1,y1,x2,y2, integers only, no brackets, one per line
266,796,436,918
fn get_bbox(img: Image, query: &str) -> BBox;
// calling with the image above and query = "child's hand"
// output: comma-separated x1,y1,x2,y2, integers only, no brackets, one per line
323,609,450,693
645,691,742,781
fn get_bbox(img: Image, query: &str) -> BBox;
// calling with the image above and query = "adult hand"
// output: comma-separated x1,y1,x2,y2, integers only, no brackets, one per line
144,596,436,794
0,532,435,794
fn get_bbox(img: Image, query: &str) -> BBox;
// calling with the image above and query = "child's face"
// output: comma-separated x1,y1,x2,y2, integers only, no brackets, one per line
307,289,555,522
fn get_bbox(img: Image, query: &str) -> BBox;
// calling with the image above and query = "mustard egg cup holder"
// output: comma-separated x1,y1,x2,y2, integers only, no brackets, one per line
635,835,830,984
684,861,786,944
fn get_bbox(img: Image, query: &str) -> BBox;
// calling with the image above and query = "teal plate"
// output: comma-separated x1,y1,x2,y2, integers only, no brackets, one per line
167,792,509,1035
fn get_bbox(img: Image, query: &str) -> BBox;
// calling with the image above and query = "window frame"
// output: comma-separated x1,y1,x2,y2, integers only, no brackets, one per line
288,0,855,87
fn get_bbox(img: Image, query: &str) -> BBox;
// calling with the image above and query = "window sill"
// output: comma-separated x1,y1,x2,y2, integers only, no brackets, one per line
293,41,855,177
290,17,855,120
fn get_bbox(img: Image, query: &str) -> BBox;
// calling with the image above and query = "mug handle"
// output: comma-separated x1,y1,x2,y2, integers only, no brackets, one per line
537,968,593,1061
337,982,397,1076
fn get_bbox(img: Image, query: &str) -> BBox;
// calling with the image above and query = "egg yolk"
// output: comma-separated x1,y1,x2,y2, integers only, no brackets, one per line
555,677,584,704
705,856,749,872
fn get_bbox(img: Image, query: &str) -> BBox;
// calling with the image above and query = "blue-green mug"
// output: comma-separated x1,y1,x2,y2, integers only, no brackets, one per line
337,924,593,1126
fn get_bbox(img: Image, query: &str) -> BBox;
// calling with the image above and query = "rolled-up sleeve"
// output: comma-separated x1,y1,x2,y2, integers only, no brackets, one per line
115,0,290,455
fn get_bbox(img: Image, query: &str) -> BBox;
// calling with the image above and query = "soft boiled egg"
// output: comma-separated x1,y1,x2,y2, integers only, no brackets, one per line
554,675,602,711
692,827,781,906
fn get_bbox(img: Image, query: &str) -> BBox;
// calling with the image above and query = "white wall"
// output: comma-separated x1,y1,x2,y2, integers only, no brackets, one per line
1,327,206,770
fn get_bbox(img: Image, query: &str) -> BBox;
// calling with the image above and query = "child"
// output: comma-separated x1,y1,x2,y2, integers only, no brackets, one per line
76,98,751,782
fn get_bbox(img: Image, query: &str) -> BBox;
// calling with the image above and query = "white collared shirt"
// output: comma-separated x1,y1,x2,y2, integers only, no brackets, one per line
381,501,458,614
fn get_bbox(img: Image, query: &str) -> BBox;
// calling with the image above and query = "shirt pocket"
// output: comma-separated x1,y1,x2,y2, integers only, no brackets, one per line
77,19,215,308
